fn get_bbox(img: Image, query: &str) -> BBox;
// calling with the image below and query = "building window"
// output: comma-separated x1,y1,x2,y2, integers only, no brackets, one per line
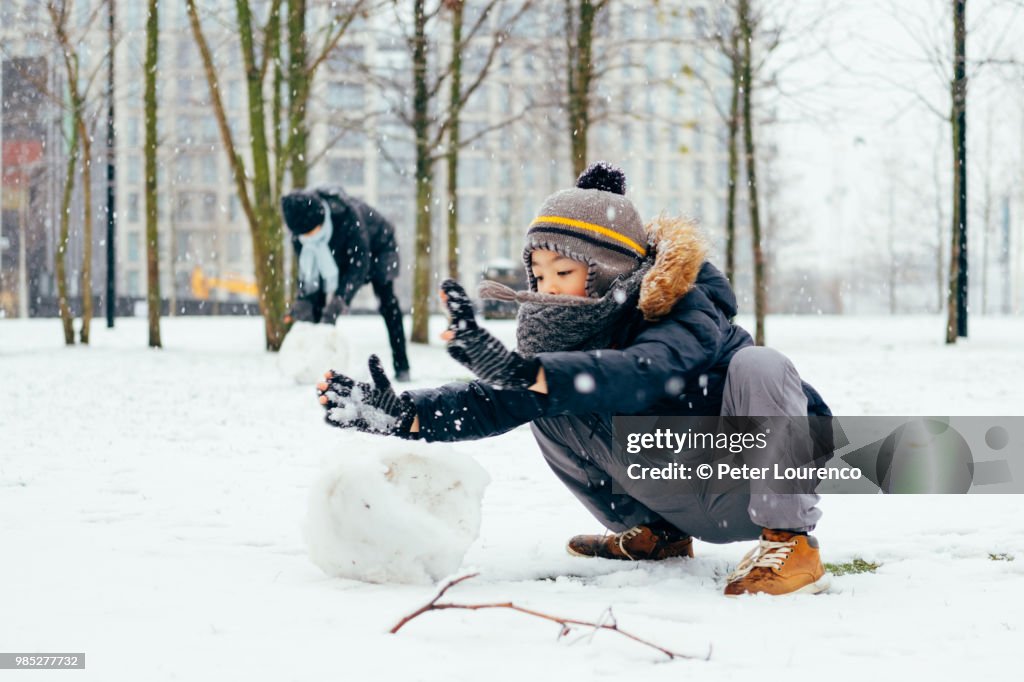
176,193,193,221
460,195,488,225
200,154,217,183
458,157,488,190
328,124,367,150
174,155,193,183
327,83,365,110
328,157,365,187
226,81,241,110
200,192,217,222
177,115,192,144
200,117,218,145
177,41,195,69
228,232,242,263
126,156,142,185
693,7,708,39
475,233,490,261
176,231,191,262
127,232,140,262
127,193,140,222
127,270,140,296
124,116,140,147
327,45,365,73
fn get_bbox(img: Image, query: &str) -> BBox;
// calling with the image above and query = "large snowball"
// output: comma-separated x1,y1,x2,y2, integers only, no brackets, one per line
278,321,350,385
305,438,490,585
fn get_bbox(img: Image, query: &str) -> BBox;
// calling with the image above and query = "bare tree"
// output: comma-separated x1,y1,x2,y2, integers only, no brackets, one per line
869,0,1022,341
947,0,968,342
367,0,532,343
737,0,767,345
47,0,108,345
691,1,839,341
186,0,290,350
144,0,161,348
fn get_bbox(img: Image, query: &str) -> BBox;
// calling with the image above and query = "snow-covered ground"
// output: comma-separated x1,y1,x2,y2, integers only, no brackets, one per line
2,314,1023,681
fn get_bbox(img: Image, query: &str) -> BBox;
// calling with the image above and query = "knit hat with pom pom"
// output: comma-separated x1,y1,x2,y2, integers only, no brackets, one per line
523,161,648,297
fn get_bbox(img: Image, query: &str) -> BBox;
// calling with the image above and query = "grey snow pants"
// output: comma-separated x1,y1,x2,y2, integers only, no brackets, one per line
531,346,822,543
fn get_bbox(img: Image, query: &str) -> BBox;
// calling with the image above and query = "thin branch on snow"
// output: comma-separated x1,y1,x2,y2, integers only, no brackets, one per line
389,573,710,662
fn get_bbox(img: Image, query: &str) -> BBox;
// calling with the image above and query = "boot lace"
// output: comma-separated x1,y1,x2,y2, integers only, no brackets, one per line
616,526,645,560
725,538,797,583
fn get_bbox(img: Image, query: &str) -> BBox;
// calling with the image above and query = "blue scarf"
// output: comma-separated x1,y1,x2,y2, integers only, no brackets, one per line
297,200,340,296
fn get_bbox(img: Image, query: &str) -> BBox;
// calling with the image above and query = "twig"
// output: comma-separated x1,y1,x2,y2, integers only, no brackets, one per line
389,573,709,662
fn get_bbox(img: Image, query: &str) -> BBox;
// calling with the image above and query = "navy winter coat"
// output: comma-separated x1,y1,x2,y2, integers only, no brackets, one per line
407,216,829,442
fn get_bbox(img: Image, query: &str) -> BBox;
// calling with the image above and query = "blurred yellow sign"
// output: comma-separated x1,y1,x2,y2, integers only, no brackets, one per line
190,267,258,300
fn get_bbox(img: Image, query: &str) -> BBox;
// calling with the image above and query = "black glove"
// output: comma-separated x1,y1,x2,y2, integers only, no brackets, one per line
288,298,315,323
321,295,349,325
318,354,418,438
440,278,540,389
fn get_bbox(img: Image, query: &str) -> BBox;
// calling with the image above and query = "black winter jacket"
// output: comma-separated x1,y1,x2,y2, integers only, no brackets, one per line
293,187,400,309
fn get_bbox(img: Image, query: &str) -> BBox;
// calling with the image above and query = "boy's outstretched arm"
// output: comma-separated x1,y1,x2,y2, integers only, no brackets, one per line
318,356,548,443
403,380,548,442
438,279,721,417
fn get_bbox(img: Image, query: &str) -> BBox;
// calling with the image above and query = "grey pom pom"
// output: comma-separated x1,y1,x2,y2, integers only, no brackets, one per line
576,161,626,195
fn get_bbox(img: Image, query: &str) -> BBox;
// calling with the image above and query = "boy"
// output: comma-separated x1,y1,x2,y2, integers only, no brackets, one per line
282,186,410,382
317,162,831,596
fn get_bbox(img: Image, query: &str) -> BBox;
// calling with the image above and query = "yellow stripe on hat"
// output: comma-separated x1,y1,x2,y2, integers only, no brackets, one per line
530,215,647,257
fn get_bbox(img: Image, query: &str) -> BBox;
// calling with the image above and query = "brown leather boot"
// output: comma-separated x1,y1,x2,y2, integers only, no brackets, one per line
567,524,694,561
723,529,828,596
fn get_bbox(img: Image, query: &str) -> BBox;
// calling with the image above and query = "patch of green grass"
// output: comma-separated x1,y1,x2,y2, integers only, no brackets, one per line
989,553,1015,562
825,558,880,576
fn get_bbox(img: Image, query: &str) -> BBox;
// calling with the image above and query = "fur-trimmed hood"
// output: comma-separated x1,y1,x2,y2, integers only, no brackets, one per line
639,215,736,321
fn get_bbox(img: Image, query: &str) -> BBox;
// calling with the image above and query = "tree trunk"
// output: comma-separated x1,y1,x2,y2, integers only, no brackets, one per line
286,0,309,188
56,121,79,345
144,0,162,347
946,0,967,343
238,0,288,350
106,0,117,329
270,7,285,199
75,112,93,344
738,0,765,346
725,34,741,286
566,0,599,177
411,0,432,344
446,0,464,281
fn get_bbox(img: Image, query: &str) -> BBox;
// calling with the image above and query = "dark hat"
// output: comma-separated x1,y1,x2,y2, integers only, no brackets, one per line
523,162,648,297
281,190,326,235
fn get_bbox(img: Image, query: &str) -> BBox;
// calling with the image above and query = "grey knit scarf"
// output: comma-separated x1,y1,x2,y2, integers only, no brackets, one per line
478,260,652,355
